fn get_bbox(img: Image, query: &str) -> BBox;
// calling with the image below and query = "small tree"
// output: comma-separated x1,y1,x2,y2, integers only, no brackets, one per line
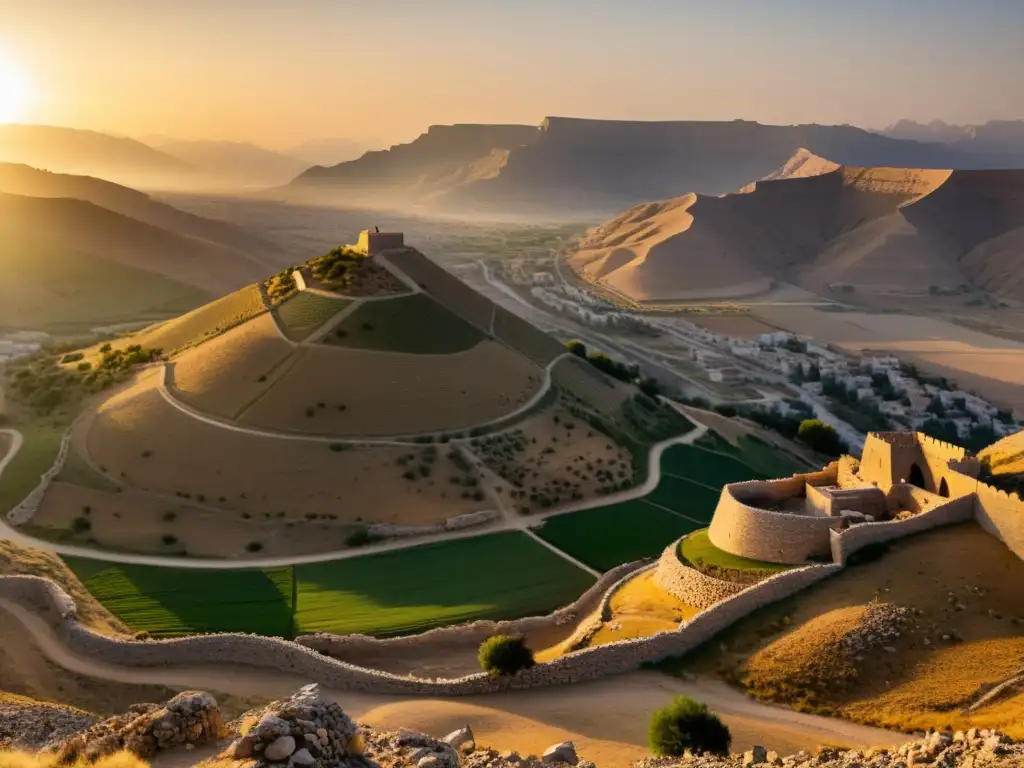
565,340,587,359
648,696,731,757
478,634,535,676
797,418,844,457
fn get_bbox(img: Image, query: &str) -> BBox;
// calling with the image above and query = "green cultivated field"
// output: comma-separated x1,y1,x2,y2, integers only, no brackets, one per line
644,475,722,522
64,558,294,637
533,500,701,572
680,528,789,573
275,292,351,342
0,424,65,516
63,532,593,639
294,532,593,636
661,444,767,488
325,293,483,354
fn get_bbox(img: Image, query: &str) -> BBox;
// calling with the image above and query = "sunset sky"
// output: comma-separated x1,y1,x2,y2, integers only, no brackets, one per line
2,0,1022,149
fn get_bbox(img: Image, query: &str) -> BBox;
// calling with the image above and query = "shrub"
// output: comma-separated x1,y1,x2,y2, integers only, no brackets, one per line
345,528,373,547
245,541,264,553
797,419,845,457
61,352,84,364
77,362,92,372
162,534,178,546
71,516,92,534
163,511,177,522
648,697,731,757
99,343,112,353
478,634,535,676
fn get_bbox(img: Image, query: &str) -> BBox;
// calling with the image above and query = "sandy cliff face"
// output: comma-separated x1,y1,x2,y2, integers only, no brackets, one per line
569,152,1024,302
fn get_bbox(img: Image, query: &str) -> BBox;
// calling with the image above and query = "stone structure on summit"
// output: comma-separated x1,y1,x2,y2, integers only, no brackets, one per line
354,229,405,256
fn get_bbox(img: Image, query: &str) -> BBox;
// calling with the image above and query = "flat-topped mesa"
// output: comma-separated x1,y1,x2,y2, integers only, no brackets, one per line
353,229,404,257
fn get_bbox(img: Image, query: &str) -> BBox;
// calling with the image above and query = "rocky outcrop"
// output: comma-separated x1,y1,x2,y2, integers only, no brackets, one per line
634,729,1023,767
0,700,96,751
54,690,226,762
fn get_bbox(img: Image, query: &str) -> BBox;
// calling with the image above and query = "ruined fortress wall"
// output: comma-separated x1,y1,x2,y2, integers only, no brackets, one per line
829,494,975,565
974,482,1024,561
0,562,840,696
297,560,645,658
708,481,841,564
653,541,744,609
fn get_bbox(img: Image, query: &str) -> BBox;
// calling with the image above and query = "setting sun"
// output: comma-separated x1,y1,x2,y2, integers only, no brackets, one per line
0,53,32,123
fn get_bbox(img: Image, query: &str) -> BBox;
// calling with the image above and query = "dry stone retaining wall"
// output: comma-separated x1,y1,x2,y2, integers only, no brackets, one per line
0,560,840,696
6,423,73,525
829,493,975,565
653,541,744,609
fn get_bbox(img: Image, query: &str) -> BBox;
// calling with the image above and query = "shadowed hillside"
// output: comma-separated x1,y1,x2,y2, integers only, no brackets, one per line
154,140,309,188
569,151,1024,302
281,117,1018,219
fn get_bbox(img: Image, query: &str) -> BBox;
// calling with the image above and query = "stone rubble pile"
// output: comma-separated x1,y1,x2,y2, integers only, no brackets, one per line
633,729,1023,767
53,690,226,762
838,601,909,657
0,700,97,751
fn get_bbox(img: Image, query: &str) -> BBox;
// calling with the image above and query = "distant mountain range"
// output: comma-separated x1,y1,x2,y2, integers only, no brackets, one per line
568,149,1024,303
0,163,283,331
281,117,1024,219
152,140,309,189
878,119,1024,158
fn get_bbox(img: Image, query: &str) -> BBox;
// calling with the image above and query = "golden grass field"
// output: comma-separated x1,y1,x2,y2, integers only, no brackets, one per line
81,378,483,535
239,342,542,437
687,524,1024,737
473,404,632,514
171,313,295,418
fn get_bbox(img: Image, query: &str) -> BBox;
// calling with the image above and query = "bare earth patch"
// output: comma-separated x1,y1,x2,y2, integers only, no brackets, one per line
693,314,783,339
83,379,485,545
171,313,295,419
551,356,633,415
240,342,542,437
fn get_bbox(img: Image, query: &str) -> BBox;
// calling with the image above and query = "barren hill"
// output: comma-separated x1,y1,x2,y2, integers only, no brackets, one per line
281,117,1016,218
0,162,277,259
155,139,309,188
0,124,194,190
569,151,1024,302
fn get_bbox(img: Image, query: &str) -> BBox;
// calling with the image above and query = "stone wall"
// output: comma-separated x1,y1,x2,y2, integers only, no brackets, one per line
829,493,975,565
974,482,1024,561
653,541,744,609
0,559,840,696
297,561,645,659
708,480,842,564
355,231,405,257
7,423,73,525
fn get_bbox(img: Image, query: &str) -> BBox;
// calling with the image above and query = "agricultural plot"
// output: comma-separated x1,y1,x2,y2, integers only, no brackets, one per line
0,423,64,516
241,342,543,437
274,292,351,342
326,293,483,354
130,284,265,356
294,532,595,636
386,249,493,330
660,444,767,489
644,475,721,523
493,306,566,366
85,379,483,532
63,557,295,637
533,500,700,572
171,313,295,419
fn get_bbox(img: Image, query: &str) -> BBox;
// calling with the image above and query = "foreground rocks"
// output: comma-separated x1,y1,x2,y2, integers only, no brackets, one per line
634,728,1024,767
54,690,226,762
0,699,97,751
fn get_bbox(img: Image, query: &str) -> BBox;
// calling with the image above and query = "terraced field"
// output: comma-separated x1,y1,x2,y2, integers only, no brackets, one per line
325,293,483,354
294,532,595,636
64,557,295,637
0,423,65,516
274,291,351,342
130,284,265,355
62,532,594,638
533,500,700,572
386,249,493,330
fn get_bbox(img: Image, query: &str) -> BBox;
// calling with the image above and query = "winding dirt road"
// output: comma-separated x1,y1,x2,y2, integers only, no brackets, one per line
0,597,902,764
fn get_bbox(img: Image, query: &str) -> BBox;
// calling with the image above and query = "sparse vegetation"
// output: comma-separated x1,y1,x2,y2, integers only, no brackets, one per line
274,291,351,342
478,634,536,676
326,293,483,354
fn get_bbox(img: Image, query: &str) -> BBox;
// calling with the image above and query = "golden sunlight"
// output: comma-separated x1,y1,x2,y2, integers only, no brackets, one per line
0,52,33,123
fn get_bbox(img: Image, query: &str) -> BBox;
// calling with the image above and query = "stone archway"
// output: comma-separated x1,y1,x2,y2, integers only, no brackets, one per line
939,477,950,498
908,463,926,489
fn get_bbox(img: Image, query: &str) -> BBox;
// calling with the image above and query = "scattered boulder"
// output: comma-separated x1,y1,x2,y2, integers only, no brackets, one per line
543,741,579,765
443,725,476,752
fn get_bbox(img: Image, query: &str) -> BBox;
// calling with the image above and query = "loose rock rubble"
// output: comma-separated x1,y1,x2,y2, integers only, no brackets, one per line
0,700,96,751
633,728,1024,767
838,601,909,657
53,690,226,762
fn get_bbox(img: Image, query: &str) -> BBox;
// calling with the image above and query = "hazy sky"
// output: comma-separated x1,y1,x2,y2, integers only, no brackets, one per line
2,0,1022,149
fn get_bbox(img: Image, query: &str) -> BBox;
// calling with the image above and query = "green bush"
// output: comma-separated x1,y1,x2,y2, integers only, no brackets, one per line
648,696,731,757
478,634,535,676
797,418,845,457
345,527,376,547
71,516,92,534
